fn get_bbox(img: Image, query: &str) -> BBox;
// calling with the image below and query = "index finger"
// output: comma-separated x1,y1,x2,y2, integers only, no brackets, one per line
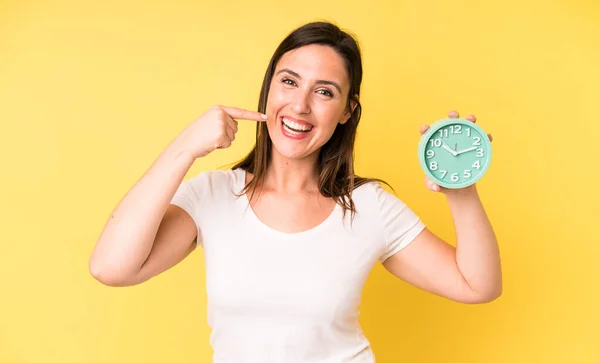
221,106,267,121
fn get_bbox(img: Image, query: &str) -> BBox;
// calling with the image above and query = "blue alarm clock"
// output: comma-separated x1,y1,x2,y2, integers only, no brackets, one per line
418,117,492,189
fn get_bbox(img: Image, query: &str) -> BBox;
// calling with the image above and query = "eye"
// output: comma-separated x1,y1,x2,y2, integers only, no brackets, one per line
317,89,334,97
281,78,297,86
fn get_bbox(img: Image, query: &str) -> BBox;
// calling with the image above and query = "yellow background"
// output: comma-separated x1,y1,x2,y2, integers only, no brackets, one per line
1,0,598,362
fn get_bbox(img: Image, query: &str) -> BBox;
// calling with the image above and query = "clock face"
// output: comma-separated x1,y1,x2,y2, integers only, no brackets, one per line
419,119,492,189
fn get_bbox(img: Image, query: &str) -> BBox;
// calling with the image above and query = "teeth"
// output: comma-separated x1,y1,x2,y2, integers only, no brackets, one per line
282,117,312,132
283,124,304,135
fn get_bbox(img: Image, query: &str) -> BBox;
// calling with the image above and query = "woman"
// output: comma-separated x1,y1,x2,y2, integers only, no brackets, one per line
89,21,502,363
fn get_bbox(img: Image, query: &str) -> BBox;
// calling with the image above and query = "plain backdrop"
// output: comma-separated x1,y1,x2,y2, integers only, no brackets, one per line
1,0,598,362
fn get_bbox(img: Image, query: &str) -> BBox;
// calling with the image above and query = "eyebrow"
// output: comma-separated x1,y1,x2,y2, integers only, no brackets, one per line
275,68,342,94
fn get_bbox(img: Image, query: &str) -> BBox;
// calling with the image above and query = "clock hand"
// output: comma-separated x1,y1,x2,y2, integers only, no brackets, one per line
455,146,478,155
441,142,457,156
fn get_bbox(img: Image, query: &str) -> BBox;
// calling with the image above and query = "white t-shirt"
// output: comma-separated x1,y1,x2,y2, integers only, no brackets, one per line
170,168,425,363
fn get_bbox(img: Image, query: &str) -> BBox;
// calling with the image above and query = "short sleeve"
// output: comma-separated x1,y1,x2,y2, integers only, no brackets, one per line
170,171,211,247
373,182,426,263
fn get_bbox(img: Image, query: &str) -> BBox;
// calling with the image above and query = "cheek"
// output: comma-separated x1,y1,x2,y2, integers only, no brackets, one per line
321,120,341,140
265,86,345,127
316,106,344,128
266,85,287,109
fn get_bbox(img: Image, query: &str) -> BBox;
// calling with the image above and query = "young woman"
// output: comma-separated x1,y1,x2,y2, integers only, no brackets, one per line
89,21,502,363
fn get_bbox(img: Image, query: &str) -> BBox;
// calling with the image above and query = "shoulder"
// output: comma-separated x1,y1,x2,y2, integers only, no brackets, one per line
186,167,240,184
351,179,425,262
350,179,419,226
351,180,406,209
182,168,243,197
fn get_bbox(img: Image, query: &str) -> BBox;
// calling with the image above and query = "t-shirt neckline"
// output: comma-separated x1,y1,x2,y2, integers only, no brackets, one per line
234,168,341,238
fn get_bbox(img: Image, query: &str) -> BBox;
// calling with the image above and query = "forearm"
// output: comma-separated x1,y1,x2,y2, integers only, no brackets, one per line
89,142,195,281
446,185,502,300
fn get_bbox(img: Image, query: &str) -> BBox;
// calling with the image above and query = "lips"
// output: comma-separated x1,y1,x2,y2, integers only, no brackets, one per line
280,116,314,133
279,115,314,140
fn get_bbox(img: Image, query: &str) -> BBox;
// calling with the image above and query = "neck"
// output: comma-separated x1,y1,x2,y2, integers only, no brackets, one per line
262,150,320,193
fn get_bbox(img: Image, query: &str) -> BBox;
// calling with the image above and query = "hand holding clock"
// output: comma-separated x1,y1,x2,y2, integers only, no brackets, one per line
416,111,502,304
419,111,493,193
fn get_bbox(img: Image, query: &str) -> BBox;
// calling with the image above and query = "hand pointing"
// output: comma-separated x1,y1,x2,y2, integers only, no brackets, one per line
173,105,267,159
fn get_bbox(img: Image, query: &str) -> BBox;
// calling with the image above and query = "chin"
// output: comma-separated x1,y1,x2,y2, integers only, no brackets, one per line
270,140,317,161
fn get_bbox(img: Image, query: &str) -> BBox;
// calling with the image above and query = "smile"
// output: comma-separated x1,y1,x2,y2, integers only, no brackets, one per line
281,116,313,134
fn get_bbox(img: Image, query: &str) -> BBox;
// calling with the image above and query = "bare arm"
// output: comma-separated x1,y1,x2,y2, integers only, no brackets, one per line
382,111,501,303
89,143,197,287
383,185,502,304
88,105,267,287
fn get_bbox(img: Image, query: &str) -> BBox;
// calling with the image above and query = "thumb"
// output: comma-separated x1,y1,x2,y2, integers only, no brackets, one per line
424,176,441,192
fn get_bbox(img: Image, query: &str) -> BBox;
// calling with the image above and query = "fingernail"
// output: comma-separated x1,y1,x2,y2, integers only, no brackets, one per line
261,114,268,119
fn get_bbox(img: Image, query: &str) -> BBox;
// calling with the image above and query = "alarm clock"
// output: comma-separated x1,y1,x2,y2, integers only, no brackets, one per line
418,117,492,189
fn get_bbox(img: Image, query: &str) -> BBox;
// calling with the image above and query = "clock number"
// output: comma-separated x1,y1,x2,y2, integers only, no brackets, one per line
429,161,438,170
429,138,442,147
440,125,463,136
476,148,484,157
466,127,471,137
426,150,435,158
451,173,459,182
463,170,471,178
440,170,448,178
472,160,481,169
473,136,481,146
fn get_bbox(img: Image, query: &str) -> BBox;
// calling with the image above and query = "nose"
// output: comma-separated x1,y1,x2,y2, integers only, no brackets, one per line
291,90,311,115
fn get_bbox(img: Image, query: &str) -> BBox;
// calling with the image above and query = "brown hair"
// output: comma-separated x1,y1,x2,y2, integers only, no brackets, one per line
232,21,388,218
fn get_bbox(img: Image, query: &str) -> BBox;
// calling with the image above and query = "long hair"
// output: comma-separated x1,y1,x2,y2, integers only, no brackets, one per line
232,21,388,218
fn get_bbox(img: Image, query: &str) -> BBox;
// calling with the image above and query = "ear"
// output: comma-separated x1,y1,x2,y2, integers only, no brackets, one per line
339,96,359,125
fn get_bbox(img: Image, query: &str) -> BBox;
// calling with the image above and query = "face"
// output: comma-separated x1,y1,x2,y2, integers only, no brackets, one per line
265,44,355,161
